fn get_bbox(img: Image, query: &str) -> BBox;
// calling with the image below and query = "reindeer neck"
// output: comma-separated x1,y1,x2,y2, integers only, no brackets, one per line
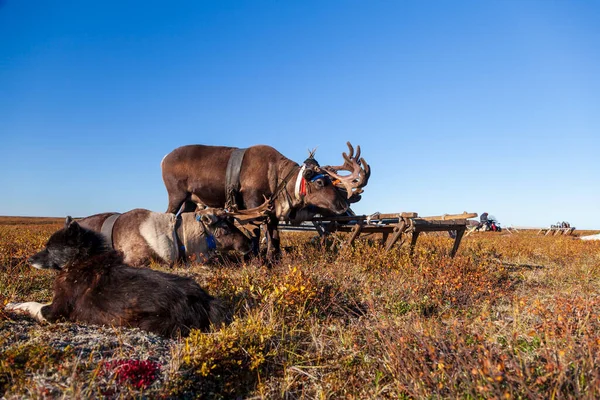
286,161,305,202
271,160,303,217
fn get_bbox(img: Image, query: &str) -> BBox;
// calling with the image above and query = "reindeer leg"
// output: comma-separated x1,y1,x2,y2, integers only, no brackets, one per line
166,192,189,214
266,219,281,263
251,226,261,256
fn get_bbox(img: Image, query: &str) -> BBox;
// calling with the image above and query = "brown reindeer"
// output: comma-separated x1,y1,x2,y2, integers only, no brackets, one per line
161,142,370,258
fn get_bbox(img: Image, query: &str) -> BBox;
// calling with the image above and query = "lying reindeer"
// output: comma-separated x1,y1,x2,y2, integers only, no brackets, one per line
76,208,252,266
5,218,225,337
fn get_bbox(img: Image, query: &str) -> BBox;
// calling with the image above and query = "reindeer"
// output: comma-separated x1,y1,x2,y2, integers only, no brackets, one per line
161,142,370,258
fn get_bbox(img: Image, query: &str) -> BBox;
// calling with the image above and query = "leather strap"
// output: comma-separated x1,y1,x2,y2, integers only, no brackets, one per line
100,213,121,249
225,148,247,210
175,214,186,261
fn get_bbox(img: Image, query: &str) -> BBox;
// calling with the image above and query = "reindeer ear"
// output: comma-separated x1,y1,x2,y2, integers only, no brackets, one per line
303,156,320,168
65,217,81,234
303,167,316,181
213,209,228,219
201,214,218,225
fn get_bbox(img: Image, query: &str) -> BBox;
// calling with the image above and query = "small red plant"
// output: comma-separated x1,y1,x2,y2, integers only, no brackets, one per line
102,359,161,389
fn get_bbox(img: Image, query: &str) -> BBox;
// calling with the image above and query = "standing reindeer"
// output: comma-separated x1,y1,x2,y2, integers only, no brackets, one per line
161,142,370,258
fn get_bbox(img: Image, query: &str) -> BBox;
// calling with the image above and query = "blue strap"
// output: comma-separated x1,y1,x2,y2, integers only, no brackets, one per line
310,174,326,182
195,215,217,250
206,235,217,250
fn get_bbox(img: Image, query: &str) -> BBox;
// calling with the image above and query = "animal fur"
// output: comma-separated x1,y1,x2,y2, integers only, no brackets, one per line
5,218,225,337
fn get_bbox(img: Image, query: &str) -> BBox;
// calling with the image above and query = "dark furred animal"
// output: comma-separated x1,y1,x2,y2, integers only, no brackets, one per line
161,143,369,257
5,218,224,337
77,208,251,266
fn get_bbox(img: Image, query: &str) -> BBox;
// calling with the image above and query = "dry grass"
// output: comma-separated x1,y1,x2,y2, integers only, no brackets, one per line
1,218,599,399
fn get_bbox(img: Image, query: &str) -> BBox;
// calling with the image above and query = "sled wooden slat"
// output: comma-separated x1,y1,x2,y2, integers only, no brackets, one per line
280,211,477,258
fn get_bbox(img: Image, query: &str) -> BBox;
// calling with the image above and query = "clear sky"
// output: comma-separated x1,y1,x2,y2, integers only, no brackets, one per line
1,1,598,228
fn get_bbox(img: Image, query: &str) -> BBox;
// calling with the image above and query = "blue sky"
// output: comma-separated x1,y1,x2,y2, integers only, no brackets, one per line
1,1,598,229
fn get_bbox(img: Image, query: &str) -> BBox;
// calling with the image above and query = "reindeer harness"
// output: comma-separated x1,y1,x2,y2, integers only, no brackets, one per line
294,164,326,200
100,213,121,249
225,148,247,211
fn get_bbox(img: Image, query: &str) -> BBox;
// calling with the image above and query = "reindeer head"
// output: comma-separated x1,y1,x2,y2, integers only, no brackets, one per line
194,208,252,255
292,142,371,217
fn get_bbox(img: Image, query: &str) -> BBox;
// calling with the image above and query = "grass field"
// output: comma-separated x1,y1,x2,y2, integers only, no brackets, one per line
1,217,599,399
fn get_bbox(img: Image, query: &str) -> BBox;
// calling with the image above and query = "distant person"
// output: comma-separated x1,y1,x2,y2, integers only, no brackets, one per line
478,212,489,230
480,212,489,223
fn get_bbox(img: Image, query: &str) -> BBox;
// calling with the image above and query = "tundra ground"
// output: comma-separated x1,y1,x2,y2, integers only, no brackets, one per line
1,217,599,399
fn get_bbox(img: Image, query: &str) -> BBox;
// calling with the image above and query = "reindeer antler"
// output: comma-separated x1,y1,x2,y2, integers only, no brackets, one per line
225,197,272,224
322,142,371,200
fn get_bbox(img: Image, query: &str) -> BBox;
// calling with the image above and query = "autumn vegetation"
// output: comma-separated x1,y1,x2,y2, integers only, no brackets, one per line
1,217,599,399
